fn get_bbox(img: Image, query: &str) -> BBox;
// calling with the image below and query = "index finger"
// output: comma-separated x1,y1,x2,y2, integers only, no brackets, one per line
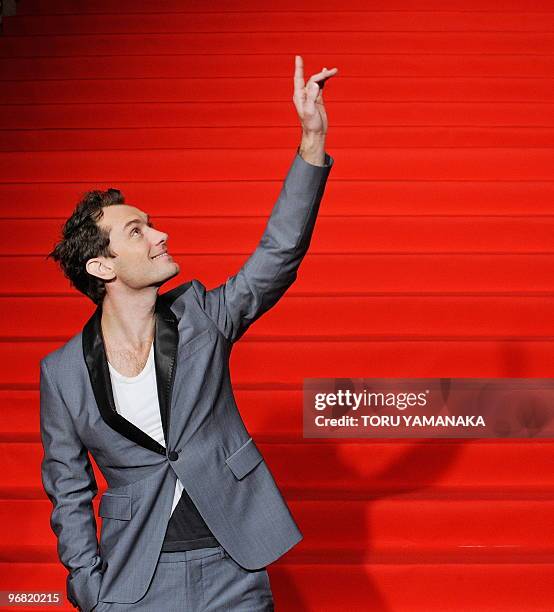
294,55,305,95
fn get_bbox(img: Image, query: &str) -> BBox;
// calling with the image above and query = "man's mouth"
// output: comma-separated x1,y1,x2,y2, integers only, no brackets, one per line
151,252,170,260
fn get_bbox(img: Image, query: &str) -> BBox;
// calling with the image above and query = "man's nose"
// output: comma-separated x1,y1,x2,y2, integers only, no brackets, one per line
153,228,169,243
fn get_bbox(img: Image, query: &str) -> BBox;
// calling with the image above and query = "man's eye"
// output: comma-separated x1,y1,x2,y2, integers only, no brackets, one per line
131,227,141,236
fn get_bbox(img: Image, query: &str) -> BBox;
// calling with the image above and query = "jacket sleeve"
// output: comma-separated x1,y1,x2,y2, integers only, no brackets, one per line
39,358,105,612
192,148,334,343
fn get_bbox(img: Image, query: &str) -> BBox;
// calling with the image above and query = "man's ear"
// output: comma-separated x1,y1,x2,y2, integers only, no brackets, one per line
86,257,115,282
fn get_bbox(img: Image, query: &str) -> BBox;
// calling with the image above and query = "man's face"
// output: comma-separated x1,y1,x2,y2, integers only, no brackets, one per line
92,204,180,291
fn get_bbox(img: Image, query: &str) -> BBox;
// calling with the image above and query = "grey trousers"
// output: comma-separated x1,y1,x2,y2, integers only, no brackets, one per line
93,546,275,611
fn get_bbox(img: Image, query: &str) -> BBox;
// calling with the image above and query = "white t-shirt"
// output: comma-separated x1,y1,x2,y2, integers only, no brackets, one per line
107,341,183,516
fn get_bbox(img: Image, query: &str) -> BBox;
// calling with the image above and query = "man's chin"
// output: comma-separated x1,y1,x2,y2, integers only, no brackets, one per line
154,263,181,287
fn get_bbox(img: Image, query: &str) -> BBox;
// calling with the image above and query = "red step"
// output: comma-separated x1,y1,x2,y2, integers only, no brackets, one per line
2,102,554,130
3,295,554,339
2,441,554,498
1,498,553,563
0,255,553,296
4,54,554,80
2,32,554,57
1,561,553,611
5,11,554,36
3,215,554,255
4,76,554,105
14,0,554,14
6,148,554,182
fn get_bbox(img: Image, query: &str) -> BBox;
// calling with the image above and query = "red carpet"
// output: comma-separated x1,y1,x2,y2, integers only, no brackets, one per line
1,1,553,609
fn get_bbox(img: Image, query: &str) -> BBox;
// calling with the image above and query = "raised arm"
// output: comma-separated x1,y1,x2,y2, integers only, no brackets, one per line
192,56,338,343
39,359,105,611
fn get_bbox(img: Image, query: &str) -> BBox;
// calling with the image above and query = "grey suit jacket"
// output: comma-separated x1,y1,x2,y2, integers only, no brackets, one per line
39,149,334,611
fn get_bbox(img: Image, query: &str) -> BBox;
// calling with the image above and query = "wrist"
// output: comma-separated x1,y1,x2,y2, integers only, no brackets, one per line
299,131,326,166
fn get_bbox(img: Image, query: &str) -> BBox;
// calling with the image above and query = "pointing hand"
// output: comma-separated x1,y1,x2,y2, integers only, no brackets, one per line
292,55,338,136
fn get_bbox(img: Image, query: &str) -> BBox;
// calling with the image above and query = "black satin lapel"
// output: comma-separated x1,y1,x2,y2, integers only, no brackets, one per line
154,295,180,446
82,303,167,456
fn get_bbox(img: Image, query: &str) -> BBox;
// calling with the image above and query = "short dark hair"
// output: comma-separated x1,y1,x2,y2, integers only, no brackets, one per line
47,188,125,305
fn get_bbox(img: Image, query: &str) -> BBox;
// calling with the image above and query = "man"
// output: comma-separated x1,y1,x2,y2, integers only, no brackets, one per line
39,55,337,611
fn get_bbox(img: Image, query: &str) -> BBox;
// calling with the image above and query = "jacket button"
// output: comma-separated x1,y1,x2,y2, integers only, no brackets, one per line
168,450,179,461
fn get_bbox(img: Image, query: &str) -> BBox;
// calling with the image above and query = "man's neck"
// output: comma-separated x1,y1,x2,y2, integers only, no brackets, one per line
100,289,158,353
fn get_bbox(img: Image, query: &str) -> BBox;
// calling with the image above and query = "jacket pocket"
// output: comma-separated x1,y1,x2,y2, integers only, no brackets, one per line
224,437,264,480
181,328,213,358
98,493,132,520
